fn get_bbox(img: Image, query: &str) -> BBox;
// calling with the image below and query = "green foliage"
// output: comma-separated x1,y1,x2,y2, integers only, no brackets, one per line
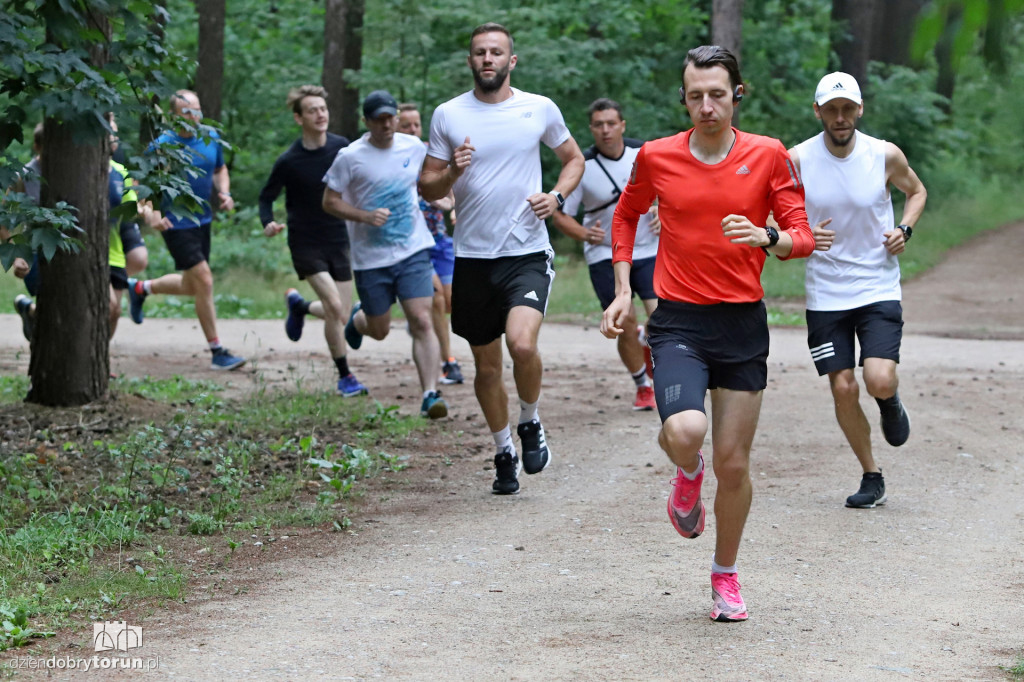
1,604,55,651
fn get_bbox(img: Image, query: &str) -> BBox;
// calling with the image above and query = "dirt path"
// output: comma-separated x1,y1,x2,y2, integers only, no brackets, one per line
2,223,1023,680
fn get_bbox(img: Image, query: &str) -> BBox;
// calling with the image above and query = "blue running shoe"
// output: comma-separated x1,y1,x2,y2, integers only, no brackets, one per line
344,302,363,350
337,373,368,397
210,347,246,371
284,288,306,342
420,390,448,419
127,278,146,324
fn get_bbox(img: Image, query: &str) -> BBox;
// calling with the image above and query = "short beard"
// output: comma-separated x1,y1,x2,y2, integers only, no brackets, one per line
472,64,509,93
825,127,855,147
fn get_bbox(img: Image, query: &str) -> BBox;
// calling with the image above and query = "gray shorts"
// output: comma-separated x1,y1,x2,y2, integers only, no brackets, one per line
354,248,435,317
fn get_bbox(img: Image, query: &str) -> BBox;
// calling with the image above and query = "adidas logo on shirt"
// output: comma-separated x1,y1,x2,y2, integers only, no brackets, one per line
524,291,539,301
736,165,751,175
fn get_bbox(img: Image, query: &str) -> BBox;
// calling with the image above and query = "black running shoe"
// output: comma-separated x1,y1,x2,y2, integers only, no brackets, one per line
846,471,886,508
517,419,551,474
492,447,520,495
878,393,911,446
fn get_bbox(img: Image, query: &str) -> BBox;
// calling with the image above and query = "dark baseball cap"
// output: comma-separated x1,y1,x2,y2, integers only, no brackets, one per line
363,90,398,119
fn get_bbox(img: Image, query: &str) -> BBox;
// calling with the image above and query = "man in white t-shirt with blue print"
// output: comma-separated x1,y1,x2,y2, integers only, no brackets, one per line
323,90,449,420
790,72,927,509
420,22,584,495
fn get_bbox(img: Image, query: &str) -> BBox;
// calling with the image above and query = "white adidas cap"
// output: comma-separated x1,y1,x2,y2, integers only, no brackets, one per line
814,72,862,106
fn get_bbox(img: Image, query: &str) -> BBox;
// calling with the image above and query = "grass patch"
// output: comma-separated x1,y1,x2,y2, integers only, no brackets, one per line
1007,656,1024,680
0,375,434,652
0,376,29,406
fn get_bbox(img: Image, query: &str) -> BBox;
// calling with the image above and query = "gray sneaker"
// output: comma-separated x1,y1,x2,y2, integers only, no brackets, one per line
878,393,910,446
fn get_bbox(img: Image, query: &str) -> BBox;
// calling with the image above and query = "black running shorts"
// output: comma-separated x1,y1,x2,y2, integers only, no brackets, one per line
646,299,769,421
588,256,657,310
161,223,211,271
451,250,555,347
109,266,129,291
289,241,352,282
806,301,903,376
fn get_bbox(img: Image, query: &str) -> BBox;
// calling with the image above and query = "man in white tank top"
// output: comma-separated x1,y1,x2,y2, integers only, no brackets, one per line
789,72,927,509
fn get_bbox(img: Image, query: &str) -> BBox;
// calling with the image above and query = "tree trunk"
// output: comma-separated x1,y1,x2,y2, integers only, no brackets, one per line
982,0,1007,74
194,0,225,121
711,0,745,127
831,0,877,88
934,4,962,110
869,0,927,66
323,0,365,140
28,18,112,407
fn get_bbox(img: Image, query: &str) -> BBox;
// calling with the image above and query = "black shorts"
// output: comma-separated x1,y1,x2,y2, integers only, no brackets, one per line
289,240,352,282
109,266,129,290
588,256,657,310
646,299,769,421
806,301,903,376
451,250,555,347
120,221,145,253
161,224,211,271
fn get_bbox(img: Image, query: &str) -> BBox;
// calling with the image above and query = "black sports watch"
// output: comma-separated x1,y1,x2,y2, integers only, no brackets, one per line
896,224,913,242
548,190,565,210
763,226,780,248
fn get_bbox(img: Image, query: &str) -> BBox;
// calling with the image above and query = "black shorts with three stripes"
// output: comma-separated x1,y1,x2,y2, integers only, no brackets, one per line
806,300,903,376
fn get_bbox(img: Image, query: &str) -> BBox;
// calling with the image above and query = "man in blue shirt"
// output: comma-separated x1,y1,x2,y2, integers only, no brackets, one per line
128,90,245,370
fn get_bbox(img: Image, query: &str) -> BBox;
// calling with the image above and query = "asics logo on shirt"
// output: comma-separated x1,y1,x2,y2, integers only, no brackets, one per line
524,290,539,301
736,165,751,175
521,112,533,118
403,157,411,167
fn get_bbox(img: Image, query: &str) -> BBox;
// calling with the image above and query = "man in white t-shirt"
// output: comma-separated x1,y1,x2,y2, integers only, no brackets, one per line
790,72,927,509
420,22,584,495
553,98,660,413
323,90,449,420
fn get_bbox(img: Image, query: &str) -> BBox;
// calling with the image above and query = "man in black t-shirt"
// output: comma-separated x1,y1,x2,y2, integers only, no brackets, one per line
259,84,367,397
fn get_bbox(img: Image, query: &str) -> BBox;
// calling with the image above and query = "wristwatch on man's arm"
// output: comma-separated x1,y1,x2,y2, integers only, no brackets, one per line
896,224,913,242
548,190,565,210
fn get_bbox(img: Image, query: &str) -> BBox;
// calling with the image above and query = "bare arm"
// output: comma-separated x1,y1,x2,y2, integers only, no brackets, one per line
322,187,390,227
420,136,475,202
525,137,585,220
551,211,605,245
600,260,635,338
213,165,234,211
882,143,926,255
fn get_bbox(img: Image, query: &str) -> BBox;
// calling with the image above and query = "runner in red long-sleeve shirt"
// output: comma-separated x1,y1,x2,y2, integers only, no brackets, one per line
602,45,814,623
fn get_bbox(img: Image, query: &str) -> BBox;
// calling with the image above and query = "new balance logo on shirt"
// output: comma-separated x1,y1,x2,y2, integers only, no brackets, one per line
736,165,751,175
524,291,539,301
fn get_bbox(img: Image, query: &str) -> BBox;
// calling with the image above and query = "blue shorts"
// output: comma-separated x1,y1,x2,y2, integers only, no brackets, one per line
588,256,657,310
120,221,145,253
24,256,40,297
647,299,769,421
806,301,903,376
354,249,435,317
430,234,455,285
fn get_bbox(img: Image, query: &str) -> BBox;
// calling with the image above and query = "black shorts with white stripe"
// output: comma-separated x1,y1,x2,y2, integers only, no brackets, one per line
806,301,904,376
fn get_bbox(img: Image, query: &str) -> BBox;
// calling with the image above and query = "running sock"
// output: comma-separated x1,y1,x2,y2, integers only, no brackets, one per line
208,339,222,351
422,389,436,400
334,356,350,378
711,555,737,575
631,365,652,388
518,399,539,425
492,426,514,453
680,454,704,481
134,279,152,295
876,393,900,412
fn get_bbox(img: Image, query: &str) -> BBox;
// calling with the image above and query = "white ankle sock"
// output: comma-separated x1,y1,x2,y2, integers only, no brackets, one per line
712,555,737,574
492,426,513,453
680,454,703,481
518,399,539,425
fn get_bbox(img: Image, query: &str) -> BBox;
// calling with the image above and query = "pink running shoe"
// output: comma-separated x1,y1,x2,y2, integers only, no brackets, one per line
633,385,656,411
710,572,748,622
667,453,705,538
638,325,654,379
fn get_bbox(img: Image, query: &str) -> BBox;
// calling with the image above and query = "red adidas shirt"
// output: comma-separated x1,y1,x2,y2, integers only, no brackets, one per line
612,128,813,304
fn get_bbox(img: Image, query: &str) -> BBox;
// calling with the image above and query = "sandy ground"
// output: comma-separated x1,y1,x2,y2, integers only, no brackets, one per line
2,223,1023,680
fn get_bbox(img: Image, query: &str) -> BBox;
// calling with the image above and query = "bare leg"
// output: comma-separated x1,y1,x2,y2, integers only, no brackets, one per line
431,274,451,364
828,368,878,473
708,388,762,568
471,339,508,432
400,296,441,393
616,304,644,374
148,261,218,342
305,272,352,359
505,305,544,405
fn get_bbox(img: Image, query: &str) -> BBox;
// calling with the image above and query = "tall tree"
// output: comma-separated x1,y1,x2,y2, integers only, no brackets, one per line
870,0,928,66
712,0,745,126
323,0,365,140
194,0,226,121
831,0,878,87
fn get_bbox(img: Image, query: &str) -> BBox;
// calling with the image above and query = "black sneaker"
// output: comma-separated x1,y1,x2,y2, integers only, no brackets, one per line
14,294,34,341
878,393,911,446
517,419,551,474
492,447,520,495
846,471,886,508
